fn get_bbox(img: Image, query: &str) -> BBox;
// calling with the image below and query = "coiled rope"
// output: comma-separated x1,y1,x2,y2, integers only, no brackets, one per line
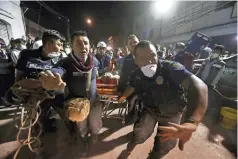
10,83,55,159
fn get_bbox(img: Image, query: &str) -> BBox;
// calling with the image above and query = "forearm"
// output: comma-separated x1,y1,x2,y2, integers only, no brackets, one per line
121,86,135,98
186,77,208,123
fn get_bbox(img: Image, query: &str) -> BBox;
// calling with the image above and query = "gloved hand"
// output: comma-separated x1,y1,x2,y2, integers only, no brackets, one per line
118,96,127,103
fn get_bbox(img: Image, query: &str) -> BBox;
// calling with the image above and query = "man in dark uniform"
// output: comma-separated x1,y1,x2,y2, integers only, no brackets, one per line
118,34,139,123
39,31,101,154
14,30,65,133
119,41,208,158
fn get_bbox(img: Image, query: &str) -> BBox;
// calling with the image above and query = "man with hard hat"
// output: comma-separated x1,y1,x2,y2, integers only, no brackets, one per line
95,41,111,75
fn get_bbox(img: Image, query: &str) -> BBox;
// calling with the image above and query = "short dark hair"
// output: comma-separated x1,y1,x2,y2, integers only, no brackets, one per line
128,34,138,40
214,44,225,53
134,40,155,56
71,30,88,43
42,30,63,45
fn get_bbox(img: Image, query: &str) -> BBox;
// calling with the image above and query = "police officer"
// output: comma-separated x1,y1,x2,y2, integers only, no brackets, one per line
95,41,111,75
118,41,208,158
196,44,225,143
39,31,102,154
14,30,65,133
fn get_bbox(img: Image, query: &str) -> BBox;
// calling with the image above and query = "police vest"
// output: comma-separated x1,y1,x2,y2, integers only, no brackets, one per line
204,60,225,86
62,58,93,99
134,63,187,117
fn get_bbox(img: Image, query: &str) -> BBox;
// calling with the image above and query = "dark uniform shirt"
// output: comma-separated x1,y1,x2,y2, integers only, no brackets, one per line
16,46,65,79
118,54,138,92
129,60,192,117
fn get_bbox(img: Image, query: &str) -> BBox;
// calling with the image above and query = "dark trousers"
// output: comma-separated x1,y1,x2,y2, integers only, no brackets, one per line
0,74,14,98
127,111,182,158
67,102,103,139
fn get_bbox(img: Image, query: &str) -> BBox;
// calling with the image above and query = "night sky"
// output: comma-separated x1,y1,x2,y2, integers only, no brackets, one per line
22,1,152,43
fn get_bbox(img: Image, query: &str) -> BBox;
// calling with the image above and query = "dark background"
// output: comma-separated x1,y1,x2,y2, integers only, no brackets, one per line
21,1,152,44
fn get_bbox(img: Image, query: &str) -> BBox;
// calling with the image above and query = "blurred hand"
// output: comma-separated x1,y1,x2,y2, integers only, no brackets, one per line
158,122,198,151
39,70,66,91
118,96,127,103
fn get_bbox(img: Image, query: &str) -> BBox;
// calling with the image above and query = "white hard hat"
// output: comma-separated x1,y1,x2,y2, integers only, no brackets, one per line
97,41,106,48
33,40,43,49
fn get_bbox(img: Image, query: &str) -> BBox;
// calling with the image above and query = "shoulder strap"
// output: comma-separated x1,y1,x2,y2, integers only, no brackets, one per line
86,69,92,98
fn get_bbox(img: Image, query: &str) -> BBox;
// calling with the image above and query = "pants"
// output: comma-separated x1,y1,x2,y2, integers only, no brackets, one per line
71,102,103,139
207,88,222,123
128,111,182,158
38,93,65,132
0,74,14,98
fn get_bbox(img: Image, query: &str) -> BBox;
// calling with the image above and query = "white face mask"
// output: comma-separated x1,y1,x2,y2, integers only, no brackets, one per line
65,48,71,54
47,52,61,58
211,53,219,59
140,64,157,78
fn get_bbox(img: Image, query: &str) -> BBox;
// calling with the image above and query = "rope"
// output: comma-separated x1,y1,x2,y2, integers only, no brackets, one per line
212,88,237,101
10,83,55,159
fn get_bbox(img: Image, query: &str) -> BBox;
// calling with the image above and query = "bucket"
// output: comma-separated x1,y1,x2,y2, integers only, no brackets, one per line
219,107,237,129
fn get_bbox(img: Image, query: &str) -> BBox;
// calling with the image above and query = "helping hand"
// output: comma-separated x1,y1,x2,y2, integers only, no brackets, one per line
39,70,66,91
118,96,127,103
158,122,198,151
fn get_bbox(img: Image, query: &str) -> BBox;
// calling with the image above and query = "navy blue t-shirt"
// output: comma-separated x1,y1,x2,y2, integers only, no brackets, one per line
129,60,192,111
16,46,65,79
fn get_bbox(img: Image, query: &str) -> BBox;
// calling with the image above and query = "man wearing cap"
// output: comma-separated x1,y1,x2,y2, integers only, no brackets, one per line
95,41,111,75
196,44,226,143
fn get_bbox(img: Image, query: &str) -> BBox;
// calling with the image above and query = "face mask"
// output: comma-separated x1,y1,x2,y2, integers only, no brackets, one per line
47,52,61,58
18,45,26,50
140,64,157,78
65,48,71,54
211,53,219,59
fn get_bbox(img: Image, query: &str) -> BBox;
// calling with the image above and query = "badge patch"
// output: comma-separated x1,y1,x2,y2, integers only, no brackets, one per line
52,57,59,64
156,76,164,85
171,61,183,69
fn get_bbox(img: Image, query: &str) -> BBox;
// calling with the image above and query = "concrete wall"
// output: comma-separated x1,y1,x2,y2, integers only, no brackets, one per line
133,1,237,45
0,0,25,45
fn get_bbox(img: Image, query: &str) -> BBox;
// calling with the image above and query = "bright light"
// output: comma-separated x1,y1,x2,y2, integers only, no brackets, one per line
154,0,173,13
87,19,92,24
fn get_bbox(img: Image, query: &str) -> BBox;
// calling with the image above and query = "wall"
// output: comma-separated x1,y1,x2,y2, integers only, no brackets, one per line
133,1,237,46
0,0,25,45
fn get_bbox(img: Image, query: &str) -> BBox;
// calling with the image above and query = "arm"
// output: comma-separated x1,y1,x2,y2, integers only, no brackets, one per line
182,75,208,123
210,65,225,88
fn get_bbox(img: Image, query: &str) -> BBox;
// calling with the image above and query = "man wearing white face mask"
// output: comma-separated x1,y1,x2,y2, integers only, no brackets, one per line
196,44,225,143
118,41,208,159
10,38,27,66
11,30,65,135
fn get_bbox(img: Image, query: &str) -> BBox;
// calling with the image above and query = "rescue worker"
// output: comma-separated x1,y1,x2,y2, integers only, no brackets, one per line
118,34,139,123
118,41,208,159
95,41,111,75
39,30,102,154
109,48,122,72
173,42,194,71
13,30,66,133
196,44,225,143
199,46,212,59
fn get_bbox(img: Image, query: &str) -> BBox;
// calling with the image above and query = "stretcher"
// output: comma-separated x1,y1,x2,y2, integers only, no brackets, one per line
96,78,128,125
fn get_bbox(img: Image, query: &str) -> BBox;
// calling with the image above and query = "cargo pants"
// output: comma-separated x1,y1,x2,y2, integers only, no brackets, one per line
127,110,182,159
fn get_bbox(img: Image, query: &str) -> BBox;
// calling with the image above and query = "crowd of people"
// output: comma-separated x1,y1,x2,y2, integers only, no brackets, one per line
0,29,233,158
